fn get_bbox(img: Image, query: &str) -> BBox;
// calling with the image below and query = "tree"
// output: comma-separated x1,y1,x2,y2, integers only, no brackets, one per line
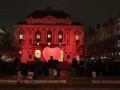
0,28,14,55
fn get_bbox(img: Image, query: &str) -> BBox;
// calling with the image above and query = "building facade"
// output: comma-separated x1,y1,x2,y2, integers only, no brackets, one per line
14,10,84,63
94,18,120,58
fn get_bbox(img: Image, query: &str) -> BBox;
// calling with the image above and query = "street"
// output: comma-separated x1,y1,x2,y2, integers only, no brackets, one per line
0,77,120,90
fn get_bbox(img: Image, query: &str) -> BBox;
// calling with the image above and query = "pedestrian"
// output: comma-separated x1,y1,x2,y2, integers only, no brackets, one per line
17,70,23,85
16,56,23,85
48,56,56,79
27,70,34,85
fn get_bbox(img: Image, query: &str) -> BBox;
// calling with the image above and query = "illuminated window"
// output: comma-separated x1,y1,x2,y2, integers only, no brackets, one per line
76,35,79,40
36,31,41,41
19,34,23,39
37,34,40,39
47,31,52,42
58,31,63,43
59,35,62,39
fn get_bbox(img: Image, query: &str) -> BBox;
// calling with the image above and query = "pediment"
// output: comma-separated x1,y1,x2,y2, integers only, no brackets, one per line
43,16,56,21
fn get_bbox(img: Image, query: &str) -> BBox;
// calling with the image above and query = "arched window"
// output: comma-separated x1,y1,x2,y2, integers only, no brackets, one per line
19,34,23,44
18,29,24,44
58,31,63,43
19,34,23,40
36,31,41,42
47,31,52,42
76,35,79,44
76,35,79,40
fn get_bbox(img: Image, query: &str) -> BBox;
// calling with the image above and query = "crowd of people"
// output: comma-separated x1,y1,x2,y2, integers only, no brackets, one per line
0,56,120,79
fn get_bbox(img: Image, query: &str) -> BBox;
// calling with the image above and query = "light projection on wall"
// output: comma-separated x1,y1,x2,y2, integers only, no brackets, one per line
35,50,41,58
42,47,61,61
14,10,84,63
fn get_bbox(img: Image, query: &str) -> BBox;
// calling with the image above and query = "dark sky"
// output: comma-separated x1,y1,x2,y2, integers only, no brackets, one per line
0,0,120,33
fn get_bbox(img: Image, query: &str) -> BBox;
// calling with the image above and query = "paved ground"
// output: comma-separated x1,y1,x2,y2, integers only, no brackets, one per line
0,76,120,89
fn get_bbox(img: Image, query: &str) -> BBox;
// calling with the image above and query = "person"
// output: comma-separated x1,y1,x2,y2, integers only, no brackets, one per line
27,57,38,86
78,59,85,76
17,70,23,85
16,56,23,85
71,58,79,76
48,56,56,79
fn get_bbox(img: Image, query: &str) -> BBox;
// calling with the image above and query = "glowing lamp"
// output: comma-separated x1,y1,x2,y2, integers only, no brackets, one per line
35,50,41,58
59,43,62,46
19,51,22,54
48,42,51,45
37,42,40,45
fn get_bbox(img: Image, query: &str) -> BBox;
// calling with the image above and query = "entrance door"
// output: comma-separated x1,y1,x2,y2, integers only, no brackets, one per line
59,50,64,62
35,50,41,58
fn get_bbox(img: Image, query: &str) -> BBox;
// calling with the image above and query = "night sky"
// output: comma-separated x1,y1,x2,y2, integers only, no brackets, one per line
0,0,120,33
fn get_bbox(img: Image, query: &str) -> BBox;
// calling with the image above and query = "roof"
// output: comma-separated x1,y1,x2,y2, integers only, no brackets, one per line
27,10,71,19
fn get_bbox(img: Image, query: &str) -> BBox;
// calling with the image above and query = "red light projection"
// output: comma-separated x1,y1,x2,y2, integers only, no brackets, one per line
14,10,84,63
43,47,61,61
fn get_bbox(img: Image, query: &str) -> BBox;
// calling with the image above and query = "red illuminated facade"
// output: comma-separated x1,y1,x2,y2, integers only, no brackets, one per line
14,9,84,63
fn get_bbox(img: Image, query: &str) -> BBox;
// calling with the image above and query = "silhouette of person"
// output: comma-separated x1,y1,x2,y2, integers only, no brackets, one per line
48,56,56,79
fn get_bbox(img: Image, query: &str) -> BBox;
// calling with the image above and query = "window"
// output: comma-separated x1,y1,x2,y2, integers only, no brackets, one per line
76,35,79,40
47,31,52,42
37,34,40,39
58,31,63,43
76,35,79,44
59,35,62,39
19,34,23,44
67,55,70,59
36,31,41,40
29,39,32,45
19,34,23,39
29,54,32,59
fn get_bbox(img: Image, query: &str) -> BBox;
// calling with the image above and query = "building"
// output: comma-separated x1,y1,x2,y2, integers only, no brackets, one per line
14,9,84,63
94,18,120,59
